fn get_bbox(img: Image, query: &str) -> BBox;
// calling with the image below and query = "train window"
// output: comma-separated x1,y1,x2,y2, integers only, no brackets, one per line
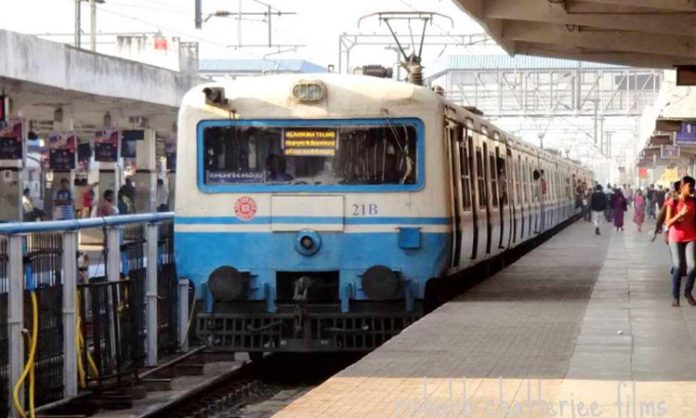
475,147,486,207
460,130,472,210
201,123,418,186
489,152,498,208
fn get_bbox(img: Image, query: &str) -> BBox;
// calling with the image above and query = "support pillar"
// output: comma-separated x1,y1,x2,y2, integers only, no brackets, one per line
62,230,78,397
8,235,24,417
145,223,159,366
134,128,157,213
0,116,26,222
47,109,75,220
178,279,190,352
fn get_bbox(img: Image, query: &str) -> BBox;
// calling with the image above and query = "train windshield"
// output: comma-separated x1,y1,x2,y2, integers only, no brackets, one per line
201,122,418,187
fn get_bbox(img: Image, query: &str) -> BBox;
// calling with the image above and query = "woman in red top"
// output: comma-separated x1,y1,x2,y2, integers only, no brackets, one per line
665,176,696,307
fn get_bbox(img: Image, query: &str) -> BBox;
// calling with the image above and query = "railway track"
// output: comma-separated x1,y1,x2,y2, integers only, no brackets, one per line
36,350,361,418
142,353,362,418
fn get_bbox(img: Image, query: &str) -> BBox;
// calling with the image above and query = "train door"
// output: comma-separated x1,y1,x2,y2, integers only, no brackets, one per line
494,141,509,251
460,123,476,264
507,148,517,248
515,153,524,243
487,140,502,255
446,121,463,269
503,147,513,249
524,156,532,238
474,137,489,259
532,155,541,234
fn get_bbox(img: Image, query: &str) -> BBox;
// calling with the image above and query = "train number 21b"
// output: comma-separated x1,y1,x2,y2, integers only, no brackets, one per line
352,203,379,216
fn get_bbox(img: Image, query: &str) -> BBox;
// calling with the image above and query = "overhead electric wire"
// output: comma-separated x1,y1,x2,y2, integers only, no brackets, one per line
59,0,301,73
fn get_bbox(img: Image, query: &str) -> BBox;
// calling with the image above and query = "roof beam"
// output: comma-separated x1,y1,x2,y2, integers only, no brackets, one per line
450,0,516,53
574,0,696,12
503,20,696,59
514,41,695,68
484,0,696,36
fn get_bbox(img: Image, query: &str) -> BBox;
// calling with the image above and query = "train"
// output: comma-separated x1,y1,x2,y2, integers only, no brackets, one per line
174,73,592,356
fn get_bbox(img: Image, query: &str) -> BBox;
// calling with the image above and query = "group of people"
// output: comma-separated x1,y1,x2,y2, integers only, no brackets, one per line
23,177,170,221
585,177,696,308
586,184,630,234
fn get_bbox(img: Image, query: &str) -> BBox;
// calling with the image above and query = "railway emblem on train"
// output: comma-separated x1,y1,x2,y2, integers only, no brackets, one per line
234,196,257,221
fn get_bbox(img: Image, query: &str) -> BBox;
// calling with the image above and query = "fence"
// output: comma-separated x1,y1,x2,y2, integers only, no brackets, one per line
0,213,183,418
157,222,178,355
0,239,8,418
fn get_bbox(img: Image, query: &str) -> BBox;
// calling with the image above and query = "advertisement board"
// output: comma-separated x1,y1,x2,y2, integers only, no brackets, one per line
0,118,23,160
48,131,77,171
94,129,119,162
675,122,696,145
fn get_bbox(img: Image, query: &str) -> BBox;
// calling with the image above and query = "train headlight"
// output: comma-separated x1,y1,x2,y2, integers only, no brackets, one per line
208,266,247,301
362,265,401,300
291,80,326,103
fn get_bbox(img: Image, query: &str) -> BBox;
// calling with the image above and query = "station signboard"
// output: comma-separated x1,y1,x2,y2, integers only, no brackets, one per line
94,129,119,162
661,144,680,159
0,118,23,160
48,131,77,171
674,122,696,145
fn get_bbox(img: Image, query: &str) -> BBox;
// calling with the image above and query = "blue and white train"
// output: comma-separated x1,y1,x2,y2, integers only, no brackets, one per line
174,74,592,354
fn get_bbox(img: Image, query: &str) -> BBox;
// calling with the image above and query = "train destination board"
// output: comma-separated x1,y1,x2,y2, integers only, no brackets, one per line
283,129,337,156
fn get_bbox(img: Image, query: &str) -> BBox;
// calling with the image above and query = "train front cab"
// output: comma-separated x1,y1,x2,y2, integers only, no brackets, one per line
178,112,452,354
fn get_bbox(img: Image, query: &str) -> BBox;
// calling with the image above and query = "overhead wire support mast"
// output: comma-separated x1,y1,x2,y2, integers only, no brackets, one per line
357,11,453,85
195,0,296,48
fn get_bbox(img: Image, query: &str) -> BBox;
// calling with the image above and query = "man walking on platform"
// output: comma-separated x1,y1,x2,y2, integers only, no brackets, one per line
590,184,608,235
647,184,657,220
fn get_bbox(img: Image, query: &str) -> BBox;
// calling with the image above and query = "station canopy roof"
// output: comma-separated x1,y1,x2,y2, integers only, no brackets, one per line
452,0,696,69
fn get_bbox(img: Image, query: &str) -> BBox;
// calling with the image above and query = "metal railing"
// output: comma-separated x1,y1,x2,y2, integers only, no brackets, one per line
0,213,184,418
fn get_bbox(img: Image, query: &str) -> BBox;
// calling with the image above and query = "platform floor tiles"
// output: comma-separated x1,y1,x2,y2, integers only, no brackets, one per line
274,216,696,418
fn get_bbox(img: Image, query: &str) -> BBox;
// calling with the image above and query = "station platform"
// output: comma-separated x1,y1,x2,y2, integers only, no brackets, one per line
274,217,696,418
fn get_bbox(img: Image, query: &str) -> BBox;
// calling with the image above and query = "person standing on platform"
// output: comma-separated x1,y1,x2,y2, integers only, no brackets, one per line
82,184,95,218
647,184,657,220
653,181,681,241
22,188,44,222
582,182,592,222
97,189,119,217
156,178,169,212
626,186,634,208
633,190,645,232
613,188,628,231
53,178,75,220
664,176,696,307
590,184,608,235
657,186,667,212
122,177,136,212
118,188,135,215
604,186,615,223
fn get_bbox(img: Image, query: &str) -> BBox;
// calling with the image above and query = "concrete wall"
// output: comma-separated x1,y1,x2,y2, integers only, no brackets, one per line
0,30,207,109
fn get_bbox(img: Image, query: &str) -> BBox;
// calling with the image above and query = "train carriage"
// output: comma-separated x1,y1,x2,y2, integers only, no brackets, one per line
174,74,592,355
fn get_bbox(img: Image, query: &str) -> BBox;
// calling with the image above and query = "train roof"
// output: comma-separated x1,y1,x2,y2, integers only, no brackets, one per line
182,73,587,172
181,73,444,114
